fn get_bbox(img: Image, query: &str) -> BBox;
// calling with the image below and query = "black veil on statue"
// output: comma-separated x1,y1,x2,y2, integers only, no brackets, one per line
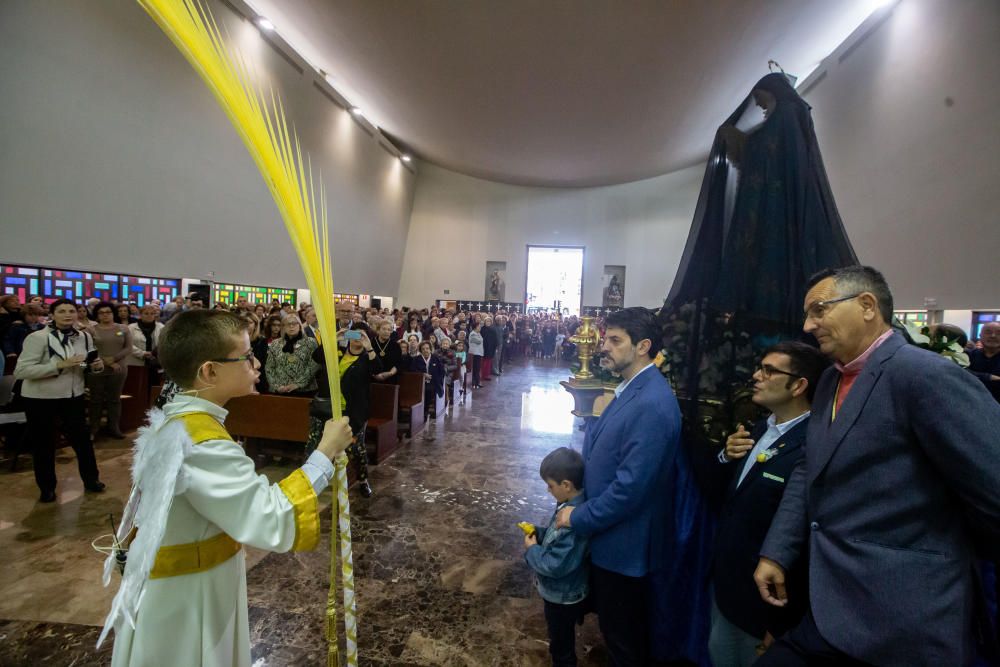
647,73,857,666
661,71,857,444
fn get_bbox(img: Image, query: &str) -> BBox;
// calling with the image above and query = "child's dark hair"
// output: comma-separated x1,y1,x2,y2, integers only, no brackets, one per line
158,309,247,388
540,447,584,490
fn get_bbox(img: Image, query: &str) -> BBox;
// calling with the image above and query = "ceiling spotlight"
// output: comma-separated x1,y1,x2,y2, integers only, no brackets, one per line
350,107,364,118
256,17,275,31
401,155,412,163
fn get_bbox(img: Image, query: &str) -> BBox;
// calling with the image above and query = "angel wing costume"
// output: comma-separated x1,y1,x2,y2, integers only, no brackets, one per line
98,394,334,667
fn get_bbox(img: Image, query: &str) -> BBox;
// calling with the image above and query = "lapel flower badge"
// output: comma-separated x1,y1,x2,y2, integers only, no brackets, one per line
755,442,785,464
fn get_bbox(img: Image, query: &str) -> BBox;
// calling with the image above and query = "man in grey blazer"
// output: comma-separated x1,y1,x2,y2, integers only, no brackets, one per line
754,266,1000,666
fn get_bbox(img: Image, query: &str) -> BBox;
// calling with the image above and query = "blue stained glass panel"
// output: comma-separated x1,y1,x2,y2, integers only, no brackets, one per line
6,277,25,285
66,272,84,279
17,268,38,276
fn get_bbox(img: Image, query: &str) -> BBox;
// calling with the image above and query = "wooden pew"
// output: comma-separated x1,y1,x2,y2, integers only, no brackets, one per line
397,372,424,438
428,382,446,420
149,387,357,483
225,393,311,442
365,383,399,463
120,365,149,433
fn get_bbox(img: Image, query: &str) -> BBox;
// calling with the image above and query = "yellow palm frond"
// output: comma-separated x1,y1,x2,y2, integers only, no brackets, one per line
135,1,357,664
138,0,342,414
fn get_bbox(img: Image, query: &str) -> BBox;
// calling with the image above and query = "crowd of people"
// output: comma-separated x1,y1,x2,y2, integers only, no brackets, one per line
0,291,587,503
4,270,1000,666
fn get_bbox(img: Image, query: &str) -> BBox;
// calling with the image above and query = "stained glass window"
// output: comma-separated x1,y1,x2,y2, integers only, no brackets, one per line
1,262,178,305
214,283,296,306
895,311,928,328
120,274,180,307
334,293,359,306
0,265,41,304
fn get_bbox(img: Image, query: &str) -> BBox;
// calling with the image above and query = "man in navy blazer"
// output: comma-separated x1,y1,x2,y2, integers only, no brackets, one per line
755,266,1000,666
555,307,681,665
707,341,828,667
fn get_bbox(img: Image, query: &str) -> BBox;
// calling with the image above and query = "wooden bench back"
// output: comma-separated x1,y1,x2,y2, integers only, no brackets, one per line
226,394,311,441
399,372,424,408
369,383,399,421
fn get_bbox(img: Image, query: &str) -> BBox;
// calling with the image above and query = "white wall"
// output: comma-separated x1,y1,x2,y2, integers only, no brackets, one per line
804,0,1000,309
398,163,702,308
400,0,1000,311
0,0,415,296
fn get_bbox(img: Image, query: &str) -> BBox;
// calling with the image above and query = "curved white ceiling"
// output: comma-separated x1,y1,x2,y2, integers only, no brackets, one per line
249,0,886,187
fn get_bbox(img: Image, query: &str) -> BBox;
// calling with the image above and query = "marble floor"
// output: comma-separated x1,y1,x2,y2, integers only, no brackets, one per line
0,358,611,666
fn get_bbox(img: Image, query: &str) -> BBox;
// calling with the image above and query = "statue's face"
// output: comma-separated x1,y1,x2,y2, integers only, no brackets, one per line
752,88,777,118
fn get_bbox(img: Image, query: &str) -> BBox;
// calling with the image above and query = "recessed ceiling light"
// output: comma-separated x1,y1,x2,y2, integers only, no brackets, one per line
256,17,275,31
350,107,364,118
401,155,412,163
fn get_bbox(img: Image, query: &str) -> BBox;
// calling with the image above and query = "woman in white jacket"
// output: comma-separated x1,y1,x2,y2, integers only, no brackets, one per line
468,323,485,389
128,304,166,403
14,299,106,502
127,305,164,368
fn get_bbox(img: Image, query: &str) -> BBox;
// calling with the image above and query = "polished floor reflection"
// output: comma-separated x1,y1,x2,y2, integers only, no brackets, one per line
0,359,609,666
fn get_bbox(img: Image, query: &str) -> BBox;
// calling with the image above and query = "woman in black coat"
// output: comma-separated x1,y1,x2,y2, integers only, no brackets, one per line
371,320,402,383
480,318,498,381
307,331,379,496
411,340,444,420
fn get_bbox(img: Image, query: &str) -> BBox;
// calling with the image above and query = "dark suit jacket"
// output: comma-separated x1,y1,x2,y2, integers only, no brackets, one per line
410,353,444,397
572,365,682,577
710,417,809,640
761,332,1000,666
481,326,498,358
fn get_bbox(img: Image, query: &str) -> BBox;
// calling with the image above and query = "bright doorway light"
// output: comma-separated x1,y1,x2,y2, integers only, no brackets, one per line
525,246,584,316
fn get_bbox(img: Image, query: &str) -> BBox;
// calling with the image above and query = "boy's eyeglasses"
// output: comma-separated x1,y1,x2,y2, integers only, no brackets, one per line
211,351,257,368
755,363,801,380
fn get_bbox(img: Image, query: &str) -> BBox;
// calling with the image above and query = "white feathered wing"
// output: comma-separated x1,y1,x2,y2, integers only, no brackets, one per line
97,409,193,647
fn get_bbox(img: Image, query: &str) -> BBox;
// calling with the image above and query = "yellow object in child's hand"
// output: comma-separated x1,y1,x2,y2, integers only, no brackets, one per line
517,522,536,536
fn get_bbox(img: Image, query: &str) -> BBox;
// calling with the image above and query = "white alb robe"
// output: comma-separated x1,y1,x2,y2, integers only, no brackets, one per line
103,395,330,667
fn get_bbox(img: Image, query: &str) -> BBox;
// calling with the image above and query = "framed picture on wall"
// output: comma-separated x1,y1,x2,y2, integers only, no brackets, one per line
602,265,625,307
485,261,506,301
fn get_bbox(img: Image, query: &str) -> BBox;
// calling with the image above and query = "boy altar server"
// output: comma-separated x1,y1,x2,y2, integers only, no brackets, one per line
98,309,352,666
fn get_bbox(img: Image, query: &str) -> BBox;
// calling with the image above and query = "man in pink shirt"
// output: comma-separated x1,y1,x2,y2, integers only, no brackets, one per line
753,265,1000,666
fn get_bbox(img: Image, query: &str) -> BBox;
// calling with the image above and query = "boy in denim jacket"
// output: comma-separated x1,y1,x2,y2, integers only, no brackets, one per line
524,447,589,667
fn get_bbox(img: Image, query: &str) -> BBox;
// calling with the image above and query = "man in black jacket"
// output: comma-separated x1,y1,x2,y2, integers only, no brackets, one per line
707,341,828,666
969,321,1000,403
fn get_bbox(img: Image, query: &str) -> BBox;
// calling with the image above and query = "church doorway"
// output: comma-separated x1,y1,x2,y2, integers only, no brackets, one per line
525,245,584,316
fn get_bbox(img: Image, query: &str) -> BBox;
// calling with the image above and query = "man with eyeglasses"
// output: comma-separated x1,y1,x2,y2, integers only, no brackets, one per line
707,341,827,667
969,321,1000,403
753,265,1000,666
